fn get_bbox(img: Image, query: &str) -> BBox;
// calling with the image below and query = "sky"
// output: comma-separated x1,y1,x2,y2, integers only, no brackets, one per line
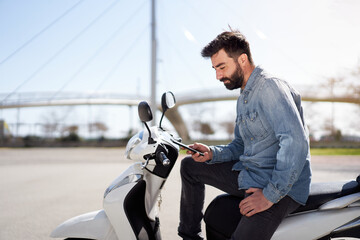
0,0,360,139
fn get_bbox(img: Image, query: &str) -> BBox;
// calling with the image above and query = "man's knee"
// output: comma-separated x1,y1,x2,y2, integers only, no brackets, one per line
180,156,196,177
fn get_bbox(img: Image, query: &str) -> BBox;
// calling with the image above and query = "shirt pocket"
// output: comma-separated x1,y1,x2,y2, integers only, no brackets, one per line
245,111,268,139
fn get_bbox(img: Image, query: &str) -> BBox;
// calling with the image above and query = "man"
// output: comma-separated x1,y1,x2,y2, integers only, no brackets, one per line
178,30,311,240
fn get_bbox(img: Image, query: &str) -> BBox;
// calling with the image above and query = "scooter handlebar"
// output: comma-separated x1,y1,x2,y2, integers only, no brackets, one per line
158,151,170,166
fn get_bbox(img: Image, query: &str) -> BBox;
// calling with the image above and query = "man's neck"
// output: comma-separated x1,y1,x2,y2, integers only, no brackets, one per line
241,65,256,90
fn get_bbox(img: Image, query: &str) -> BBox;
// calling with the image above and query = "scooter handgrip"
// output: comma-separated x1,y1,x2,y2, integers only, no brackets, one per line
159,152,170,166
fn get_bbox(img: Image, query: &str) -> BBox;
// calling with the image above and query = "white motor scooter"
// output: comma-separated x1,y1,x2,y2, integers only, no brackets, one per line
51,91,360,240
51,91,183,240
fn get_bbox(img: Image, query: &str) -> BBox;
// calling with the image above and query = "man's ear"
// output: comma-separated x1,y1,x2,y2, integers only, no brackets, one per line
237,53,248,66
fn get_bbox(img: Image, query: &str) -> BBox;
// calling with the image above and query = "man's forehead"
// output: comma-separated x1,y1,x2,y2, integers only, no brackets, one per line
211,49,230,68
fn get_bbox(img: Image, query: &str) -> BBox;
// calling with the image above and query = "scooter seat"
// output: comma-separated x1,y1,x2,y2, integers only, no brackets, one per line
291,175,360,214
204,176,360,240
207,176,360,215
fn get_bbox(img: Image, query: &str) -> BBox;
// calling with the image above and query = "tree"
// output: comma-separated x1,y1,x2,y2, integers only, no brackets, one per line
61,125,80,142
350,65,360,98
322,77,344,135
221,121,235,140
193,120,214,139
322,117,342,141
88,121,108,139
41,107,74,138
42,123,58,138
41,111,60,138
349,65,360,132
200,122,214,135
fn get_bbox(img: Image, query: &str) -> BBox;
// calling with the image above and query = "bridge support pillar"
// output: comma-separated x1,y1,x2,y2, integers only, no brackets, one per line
165,107,190,142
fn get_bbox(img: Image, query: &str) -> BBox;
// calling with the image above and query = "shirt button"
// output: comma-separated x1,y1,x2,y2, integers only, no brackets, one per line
244,100,248,103
251,138,254,141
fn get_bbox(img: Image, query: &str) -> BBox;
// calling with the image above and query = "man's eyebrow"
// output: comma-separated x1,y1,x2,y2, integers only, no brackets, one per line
213,62,225,69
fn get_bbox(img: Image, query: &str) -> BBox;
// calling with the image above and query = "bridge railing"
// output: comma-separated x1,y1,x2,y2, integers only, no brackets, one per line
1,84,359,109
0,92,147,107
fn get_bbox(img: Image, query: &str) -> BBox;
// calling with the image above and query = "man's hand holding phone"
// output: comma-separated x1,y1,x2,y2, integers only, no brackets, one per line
171,140,212,162
184,142,213,162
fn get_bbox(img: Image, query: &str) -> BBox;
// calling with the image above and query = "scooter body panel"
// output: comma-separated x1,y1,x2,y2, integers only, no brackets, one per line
104,182,138,240
272,206,360,239
143,166,166,220
103,163,165,239
104,162,143,198
50,210,118,240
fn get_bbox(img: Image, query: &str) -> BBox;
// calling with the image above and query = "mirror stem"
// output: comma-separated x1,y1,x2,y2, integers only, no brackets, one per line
144,122,156,144
159,113,165,130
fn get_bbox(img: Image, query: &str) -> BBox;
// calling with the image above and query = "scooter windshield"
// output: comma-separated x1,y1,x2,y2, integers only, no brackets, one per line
125,131,144,160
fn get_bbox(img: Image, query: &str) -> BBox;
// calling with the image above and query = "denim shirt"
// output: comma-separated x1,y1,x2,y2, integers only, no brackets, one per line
209,66,311,205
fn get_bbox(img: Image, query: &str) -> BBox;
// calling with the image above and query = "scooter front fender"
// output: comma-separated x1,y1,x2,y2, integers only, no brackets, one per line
50,210,118,240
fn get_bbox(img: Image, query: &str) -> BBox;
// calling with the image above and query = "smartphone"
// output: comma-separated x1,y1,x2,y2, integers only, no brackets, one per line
171,139,205,156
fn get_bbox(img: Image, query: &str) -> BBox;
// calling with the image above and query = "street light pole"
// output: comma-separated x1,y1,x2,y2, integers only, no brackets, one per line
150,0,157,126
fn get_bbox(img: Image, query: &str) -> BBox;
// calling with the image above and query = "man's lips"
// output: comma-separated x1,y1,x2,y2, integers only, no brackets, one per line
221,79,231,84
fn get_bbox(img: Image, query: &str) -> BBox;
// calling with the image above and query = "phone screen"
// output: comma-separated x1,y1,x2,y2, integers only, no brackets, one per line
171,139,205,156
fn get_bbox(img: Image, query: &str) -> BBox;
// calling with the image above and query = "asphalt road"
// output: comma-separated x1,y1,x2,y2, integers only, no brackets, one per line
0,148,359,240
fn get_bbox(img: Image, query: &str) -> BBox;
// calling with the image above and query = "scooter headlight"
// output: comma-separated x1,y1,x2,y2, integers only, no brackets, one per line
125,131,144,160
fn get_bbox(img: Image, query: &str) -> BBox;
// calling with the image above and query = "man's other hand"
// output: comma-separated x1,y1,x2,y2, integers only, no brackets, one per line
239,188,274,217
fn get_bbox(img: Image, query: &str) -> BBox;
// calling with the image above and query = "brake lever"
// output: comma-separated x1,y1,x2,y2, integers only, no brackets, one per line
142,156,151,168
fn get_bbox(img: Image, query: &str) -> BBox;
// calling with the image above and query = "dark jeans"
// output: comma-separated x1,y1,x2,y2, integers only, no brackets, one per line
178,156,300,240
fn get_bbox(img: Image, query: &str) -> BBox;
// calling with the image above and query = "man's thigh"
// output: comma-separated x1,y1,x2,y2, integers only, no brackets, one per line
231,196,300,240
181,157,242,197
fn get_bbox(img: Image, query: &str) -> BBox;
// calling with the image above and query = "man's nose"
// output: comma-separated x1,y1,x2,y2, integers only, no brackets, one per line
216,70,223,80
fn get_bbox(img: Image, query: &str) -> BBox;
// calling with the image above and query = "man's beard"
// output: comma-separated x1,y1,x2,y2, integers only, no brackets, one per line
220,64,244,90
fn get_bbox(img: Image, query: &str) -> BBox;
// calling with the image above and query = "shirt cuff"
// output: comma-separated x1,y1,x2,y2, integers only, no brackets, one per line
262,183,284,204
206,146,218,164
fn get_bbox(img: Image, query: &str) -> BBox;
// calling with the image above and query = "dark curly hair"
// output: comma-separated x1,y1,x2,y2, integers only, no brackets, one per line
201,29,254,65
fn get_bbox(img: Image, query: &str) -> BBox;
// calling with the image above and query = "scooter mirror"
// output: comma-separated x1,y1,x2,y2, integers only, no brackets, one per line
161,91,176,113
138,101,153,122
138,101,156,144
159,91,176,129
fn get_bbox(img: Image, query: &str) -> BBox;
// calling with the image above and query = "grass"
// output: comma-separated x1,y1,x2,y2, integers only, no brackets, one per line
310,148,360,155
180,148,360,156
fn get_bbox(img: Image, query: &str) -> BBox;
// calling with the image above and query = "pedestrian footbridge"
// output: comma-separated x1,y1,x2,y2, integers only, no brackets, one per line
1,87,359,141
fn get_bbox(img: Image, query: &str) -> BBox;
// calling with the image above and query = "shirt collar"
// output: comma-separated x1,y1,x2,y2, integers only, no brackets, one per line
241,66,263,94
